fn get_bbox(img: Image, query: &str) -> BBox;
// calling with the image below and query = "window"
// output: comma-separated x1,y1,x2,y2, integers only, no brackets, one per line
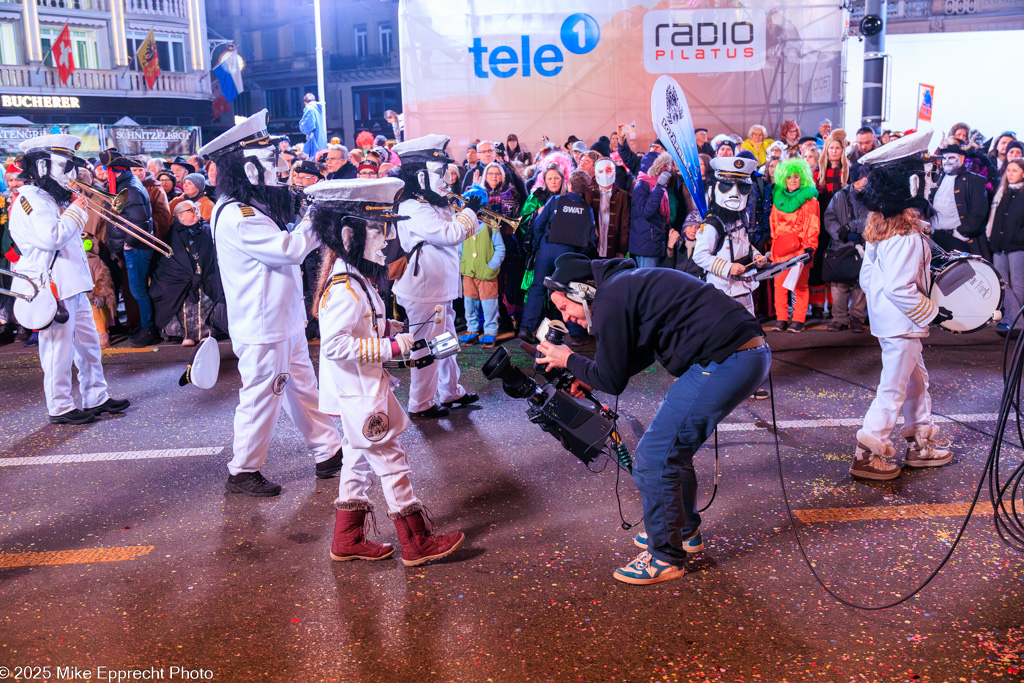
379,23,393,55
233,90,252,117
265,88,288,120
125,31,187,72
352,84,401,128
292,25,308,56
41,27,100,70
354,25,367,58
261,29,279,61
0,22,18,66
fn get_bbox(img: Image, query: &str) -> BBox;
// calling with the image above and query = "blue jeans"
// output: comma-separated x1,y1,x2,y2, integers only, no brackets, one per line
124,248,154,328
522,241,586,337
634,255,660,269
633,344,771,564
465,296,499,336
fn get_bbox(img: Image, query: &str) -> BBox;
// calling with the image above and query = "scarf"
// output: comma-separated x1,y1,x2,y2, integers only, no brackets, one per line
637,171,670,220
772,184,818,214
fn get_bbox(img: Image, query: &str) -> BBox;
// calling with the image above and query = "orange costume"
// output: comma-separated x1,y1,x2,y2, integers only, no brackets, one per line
769,197,820,324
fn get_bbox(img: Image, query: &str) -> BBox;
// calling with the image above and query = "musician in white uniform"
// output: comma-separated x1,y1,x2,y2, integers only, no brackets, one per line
851,131,954,481
198,110,343,497
391,135,482,418
9,134,129,425
308,178,465,566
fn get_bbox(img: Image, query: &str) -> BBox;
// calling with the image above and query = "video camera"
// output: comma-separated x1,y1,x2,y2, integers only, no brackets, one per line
481,320,631,469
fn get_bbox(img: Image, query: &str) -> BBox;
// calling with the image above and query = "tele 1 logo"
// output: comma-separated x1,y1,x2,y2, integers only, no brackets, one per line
469,13,600,78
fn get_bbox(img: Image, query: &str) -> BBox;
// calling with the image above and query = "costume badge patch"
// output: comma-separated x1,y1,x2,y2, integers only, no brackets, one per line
239,205,256,217
362,412,389,442
20,196,32,214
272,373,290,395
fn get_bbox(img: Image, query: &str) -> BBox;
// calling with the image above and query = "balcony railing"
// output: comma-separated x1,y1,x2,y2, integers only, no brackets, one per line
36,0,108,10
329,53,396,72
126,0,187,18
0,64,210,99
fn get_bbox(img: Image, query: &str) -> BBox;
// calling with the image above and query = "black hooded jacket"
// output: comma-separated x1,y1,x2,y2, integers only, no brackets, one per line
149,219,226,330
105,169,154,252
565,258,763,395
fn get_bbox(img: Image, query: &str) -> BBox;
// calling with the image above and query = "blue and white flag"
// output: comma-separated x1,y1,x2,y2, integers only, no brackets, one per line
212,51,244,103
651,75,706,216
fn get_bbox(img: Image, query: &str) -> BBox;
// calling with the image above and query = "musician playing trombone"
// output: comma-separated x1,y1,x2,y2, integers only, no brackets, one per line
8,134,130,425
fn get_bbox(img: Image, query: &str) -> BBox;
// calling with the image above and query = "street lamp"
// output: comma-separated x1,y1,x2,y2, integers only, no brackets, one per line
313,0,327,124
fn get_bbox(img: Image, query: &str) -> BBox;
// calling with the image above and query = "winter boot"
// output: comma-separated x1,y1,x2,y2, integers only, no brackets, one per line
902,425,953,468
390,503,465,567
330,502,395,561
850,432,901,481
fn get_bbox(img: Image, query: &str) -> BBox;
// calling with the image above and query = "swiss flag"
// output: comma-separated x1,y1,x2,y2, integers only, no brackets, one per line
53,24,76,85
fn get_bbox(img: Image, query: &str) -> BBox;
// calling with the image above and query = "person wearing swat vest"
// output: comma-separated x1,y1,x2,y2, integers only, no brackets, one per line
520,170,596,346
535,253,770,585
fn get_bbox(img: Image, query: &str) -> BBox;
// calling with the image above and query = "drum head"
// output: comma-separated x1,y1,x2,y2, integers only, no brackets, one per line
13,287,57,330
929,256,1004,333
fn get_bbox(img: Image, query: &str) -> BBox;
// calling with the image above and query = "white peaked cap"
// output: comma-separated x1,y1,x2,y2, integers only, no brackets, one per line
19,133,82,155
179,337,220,390
198,109,271,158
710,156,758,178
859,129,935,166
304,177,405,205
392,134,452,162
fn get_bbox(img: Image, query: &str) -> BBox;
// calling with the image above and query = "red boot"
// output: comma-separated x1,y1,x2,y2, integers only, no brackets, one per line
330,503,395,561
390,503,465,567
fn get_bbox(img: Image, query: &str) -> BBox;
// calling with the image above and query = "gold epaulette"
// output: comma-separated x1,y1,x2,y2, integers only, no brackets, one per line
20,196,32,214
319,273,359,310
238,205,256,217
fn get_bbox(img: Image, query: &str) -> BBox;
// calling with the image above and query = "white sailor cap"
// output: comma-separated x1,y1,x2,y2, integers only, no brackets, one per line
392,134,453,164
198,109,281,159
19,133,83,158
710,156,758,182
178,336,220,390
859,129,934,166
305,177,407,221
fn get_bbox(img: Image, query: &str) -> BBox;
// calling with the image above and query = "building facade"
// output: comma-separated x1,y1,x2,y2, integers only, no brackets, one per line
0,0,211,134
205,0,401,149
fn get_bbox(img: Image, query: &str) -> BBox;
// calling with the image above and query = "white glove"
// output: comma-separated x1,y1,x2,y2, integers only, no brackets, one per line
657,171,671,187
394,333,415,356
388,319,405,334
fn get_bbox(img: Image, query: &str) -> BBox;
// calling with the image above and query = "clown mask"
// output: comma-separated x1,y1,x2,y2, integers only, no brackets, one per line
941,153,964,176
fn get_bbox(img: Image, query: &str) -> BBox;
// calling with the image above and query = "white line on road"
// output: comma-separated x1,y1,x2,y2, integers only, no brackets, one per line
0,447,224,467
716,413,999,433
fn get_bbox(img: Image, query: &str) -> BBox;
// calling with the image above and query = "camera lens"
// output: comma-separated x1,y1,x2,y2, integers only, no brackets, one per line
545,327,566,345
482,347,538,399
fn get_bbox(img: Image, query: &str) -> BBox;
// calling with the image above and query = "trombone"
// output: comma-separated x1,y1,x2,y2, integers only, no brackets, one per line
68,180,173,257
0,266,39,302
449,194,522,232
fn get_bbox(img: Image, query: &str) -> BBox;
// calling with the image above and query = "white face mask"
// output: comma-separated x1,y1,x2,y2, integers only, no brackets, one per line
420,160,454,196
243,147,286,187
941,153,963,176
594,159,615,189
363,226,389,265
44,153,78,189
714,181,748,212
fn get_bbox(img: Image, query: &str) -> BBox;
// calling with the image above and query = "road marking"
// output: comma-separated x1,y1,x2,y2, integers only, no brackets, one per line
0,545,155,568
0,446,224,467
102,347,161,355
795,501,995,524
717,413,999,433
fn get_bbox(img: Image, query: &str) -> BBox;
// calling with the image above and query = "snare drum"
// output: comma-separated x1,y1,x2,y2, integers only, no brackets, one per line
928,252,1004,334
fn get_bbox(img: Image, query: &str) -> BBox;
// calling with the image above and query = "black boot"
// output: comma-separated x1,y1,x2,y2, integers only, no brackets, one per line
315,447,343,479
49,409,99,425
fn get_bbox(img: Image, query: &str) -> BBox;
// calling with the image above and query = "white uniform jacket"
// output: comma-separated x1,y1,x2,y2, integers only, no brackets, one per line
692,218,761,298
318,260,410,448
861,233,935,339
392,198,478,304
211,198,319,345
9,186,93,300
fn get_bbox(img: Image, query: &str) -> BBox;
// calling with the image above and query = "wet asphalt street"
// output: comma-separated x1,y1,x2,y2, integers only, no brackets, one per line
0,325,1022,683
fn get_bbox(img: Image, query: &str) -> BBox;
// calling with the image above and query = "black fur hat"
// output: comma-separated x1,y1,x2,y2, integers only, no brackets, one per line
858,130,935,218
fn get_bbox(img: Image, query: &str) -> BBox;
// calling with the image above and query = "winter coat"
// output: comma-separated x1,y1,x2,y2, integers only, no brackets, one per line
105,169,154,253
629,176,669,257
586,183,630,258
150,219,225,330
169,193,215,224
989,185,1024,254
927,168,989,239
142,174,172,242
823,186,868,251
770,195,820,261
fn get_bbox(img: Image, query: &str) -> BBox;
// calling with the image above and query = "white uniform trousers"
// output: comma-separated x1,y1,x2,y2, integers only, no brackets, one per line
228,332,343,475
397,297,467,413
731,292,755,315
336,391,418,513
859,336,933,445
38,292,110,416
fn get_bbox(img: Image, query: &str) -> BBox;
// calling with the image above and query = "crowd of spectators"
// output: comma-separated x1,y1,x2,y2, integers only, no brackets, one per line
1,116,1022,352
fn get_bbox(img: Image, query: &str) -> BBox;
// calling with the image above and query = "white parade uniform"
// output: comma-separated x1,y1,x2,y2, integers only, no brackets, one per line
318,259,417,511
392,198,478,413
858,232,937,450
9,186,109,416
692,218,762,314
210,198,343,474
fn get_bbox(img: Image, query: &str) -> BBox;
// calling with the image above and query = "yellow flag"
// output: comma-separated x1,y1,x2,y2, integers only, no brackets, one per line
136,30,161,89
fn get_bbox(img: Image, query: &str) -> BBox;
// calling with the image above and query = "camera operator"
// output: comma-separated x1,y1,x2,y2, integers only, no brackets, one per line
536,253,770,585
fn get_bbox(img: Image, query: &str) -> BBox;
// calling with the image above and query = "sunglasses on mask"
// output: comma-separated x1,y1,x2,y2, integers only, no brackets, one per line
717,180,752,195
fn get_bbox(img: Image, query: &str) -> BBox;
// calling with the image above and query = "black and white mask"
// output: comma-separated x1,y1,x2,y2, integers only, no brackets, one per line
243,146,287,187
40,152,79,189
941,153,964,176
714,180,750,212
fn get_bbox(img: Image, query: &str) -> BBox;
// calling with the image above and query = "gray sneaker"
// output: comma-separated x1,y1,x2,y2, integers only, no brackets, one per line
904,426,953,468
849,443,901,480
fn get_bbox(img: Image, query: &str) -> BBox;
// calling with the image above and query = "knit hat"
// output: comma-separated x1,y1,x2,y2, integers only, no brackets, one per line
590,136,612,157
639,151,660,173
183,172,206,192
683,210,702,230
157,170,175,183
1006,140,1023,156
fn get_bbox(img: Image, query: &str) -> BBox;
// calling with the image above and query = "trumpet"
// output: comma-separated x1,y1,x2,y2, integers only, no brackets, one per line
0,266,40,302
68,180,173,258
449,194,522,232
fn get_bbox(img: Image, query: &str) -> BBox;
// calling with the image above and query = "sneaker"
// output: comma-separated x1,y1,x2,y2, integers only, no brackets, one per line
751,388,770,400
827,320,849,332
849,443,901,481
458,332,480,345
86,397,130,416
441,392,479,410
479,334,496,348
129,326,161,348
904,429,953,468
809,307,825,320
409,404,450,419
787,321,805,334
48,408,99,425
25,331,38,347
182,338,196,347
613,550,685,585
633,530,704,553
226,471,282,497
769,320,788,332
315,448,344,479
850,321,866,334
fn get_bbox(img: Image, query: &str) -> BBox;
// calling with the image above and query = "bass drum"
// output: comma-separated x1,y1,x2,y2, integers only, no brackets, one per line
13,283,58,331
928,253,1004,334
